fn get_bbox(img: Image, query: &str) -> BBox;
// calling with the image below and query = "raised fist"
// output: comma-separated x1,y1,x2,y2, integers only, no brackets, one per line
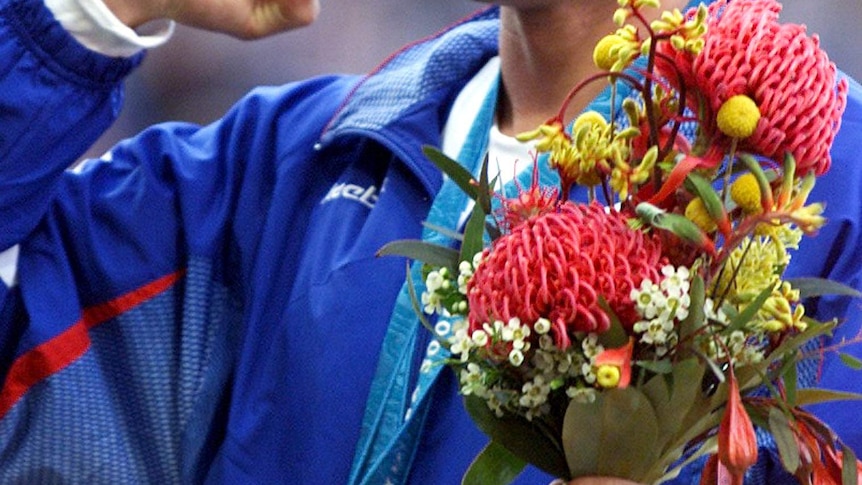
103,0,320,39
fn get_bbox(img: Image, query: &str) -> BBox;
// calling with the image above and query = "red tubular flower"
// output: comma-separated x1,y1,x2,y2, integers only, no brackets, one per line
466,202,665,348
593,338,634,388
717,369,758,485
656,0,847,175
699,455,719,485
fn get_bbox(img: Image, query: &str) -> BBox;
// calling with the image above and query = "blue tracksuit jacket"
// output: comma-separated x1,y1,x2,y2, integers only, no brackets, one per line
0,0,860,483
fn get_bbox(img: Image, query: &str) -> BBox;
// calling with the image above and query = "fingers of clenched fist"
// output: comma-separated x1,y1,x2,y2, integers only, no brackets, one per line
103,0,320,39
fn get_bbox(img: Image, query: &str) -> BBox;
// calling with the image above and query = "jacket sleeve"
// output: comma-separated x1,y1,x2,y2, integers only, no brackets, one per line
0,0,350,340
0,0,142,251
0,0,350,304
0,0,352,479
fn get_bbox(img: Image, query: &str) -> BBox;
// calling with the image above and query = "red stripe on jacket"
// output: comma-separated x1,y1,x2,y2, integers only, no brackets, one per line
0,270,184,418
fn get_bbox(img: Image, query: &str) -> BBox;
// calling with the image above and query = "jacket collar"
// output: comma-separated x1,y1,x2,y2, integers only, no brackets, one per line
319,7,500,183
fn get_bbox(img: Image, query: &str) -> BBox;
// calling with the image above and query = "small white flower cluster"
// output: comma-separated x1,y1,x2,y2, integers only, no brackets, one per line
703,298,729,325
630,265,692,356
631,265,766,366
450,317,534,366
701,329,766,366
450,316,604,420
421,253,482,317
724,330,766,365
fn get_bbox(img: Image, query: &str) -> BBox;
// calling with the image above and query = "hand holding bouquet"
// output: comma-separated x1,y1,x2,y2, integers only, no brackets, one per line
380,1,862,483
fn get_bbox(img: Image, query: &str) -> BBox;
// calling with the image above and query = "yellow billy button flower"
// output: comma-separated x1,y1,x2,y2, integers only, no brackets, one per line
685,197,718,232
717,94,761,139
596,365,621,388
593,338,634,389
718,368,758,484
730,173,765,214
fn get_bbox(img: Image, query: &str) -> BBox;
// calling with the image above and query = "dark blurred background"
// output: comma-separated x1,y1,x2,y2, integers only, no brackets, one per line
84,0,862,159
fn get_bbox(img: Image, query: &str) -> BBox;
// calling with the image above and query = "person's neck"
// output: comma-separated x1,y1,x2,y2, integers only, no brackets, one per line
495,0,689,136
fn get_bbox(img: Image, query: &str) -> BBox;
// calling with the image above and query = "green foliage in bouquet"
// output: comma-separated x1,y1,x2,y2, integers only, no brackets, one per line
379,0,862,483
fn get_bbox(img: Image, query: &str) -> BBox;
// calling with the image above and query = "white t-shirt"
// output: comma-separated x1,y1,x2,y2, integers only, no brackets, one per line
441,56,534,190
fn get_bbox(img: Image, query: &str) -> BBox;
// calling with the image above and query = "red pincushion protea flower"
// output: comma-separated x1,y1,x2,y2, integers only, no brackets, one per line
466,202,665,349
657,0,847,175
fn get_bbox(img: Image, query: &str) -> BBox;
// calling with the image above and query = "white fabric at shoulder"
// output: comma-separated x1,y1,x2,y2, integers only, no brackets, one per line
0,245,19,288
441,56,534,189
441,56,502,160
44,0,174,57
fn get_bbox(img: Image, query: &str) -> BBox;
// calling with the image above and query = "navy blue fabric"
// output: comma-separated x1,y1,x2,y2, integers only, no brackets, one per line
0,0,860,483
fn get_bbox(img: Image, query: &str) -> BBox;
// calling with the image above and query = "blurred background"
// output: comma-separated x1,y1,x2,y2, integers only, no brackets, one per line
85,0,862,159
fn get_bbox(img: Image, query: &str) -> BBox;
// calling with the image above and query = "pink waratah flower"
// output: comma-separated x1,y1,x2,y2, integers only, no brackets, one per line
657,0,847,175
466,202,665,349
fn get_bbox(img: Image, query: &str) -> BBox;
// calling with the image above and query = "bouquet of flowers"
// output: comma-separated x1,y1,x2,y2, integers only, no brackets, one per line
380,0,862,483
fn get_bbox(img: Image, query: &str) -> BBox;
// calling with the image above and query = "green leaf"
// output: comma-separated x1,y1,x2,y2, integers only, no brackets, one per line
640,374,673,459
640,361,706,461
637,359,673,375
784,360,798,406
475,154,496,215
423,146,479,201
685,173,726,226
405,261,436,336
768,407,801,474
840,353,862,370
462,441,527,485
693,350,727,393
660,360,723,455
788,277,862,299
460,200,487,264
738,153,774,207
376,240,459,270
762,320,837,373
463,395,569,479
669,359,713,430
655,437,716,485
596,297,628,348
421,221,464,242
635,203,708,247
562,388,660,482
679,275,706,344
795,388,862,406
842,444,859,485
725,285,773,333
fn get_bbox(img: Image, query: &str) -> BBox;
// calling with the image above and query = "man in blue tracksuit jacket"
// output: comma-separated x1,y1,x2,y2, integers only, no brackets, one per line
0,0,860,483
